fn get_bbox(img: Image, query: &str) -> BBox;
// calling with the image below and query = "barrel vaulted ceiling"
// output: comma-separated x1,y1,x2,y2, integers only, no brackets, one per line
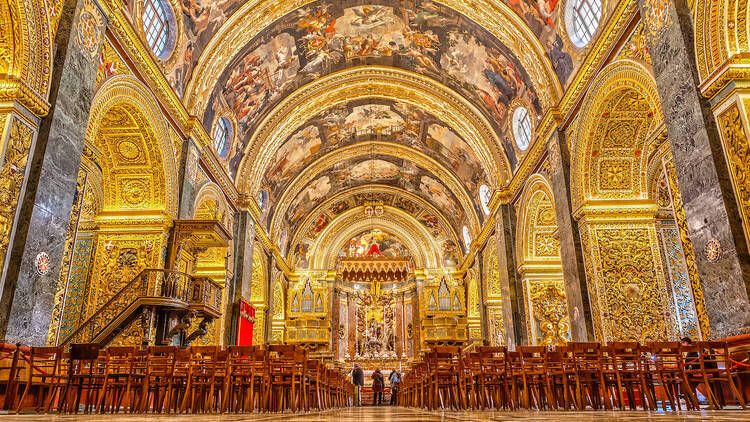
123,0,615,267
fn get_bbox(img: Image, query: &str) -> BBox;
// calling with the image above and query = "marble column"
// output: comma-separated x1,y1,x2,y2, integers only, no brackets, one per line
494,205,521,348
177,138,202,219
0,0,106,344
546,131,594,341
637,0,750,337
224,211,255,344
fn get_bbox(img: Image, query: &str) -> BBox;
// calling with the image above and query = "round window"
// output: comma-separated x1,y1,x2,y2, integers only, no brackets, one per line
213,117,231,157
512,107,532,151
141,0,175,58
566,0,602,47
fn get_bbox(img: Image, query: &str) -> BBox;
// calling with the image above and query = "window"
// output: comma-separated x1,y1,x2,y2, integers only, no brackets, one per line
479,184,491,215
568,0,602,47
512,107,532,151
462,226,472,252
142,0,170,57
213,117,230,156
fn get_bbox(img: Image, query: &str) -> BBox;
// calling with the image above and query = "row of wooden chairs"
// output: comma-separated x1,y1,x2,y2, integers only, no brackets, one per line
0,343,353,414
398,341,749,411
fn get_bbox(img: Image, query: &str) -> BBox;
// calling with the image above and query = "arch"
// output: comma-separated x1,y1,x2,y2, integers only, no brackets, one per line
515,173,569,346
183,0,561,117
237,67,511,195
570,59,664,212
288,185,461,258
515,174,560,266
693,0,750,83
193,182,231,229
86,75,178,216
269,141,482,241
0,0,53,116
310,206,442,270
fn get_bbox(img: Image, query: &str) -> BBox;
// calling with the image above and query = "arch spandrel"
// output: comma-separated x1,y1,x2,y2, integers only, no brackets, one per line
86,76,179,217
310,206,442,270
267,141,481,247
570,59,664,212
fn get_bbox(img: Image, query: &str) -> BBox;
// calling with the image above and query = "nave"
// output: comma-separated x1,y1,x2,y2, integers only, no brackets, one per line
1,406,747,421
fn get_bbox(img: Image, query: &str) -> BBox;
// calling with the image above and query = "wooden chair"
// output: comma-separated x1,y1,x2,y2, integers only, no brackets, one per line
646,342,698,411
0,343,24,411
138,346,176,413
181,346,222,413
544,349,574,410
568,342,610,410
425,346,463,409
477,346,511,410
267,345,306,411
223,345,266,412
14,346,63,413
92,346,137,413
685,341,746,409
461,352,482,409
608,342,655,410
58,343,105,414
518,346,552,409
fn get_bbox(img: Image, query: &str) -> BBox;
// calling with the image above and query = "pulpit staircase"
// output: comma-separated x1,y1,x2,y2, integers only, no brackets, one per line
59,269,222,347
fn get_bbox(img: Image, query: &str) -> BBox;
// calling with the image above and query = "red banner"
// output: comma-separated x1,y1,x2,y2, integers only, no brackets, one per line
236,299,255,346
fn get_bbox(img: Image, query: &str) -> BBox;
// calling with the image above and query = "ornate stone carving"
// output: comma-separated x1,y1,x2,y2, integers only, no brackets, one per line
717,104,750,246
529,282,570,346
0,116,33,275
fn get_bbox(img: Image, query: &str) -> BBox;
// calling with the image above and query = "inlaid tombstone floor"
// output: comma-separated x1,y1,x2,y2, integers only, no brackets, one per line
3,406,748,421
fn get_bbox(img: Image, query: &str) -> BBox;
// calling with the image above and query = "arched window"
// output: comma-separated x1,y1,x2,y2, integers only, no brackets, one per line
479,184,491,215
512,107,532,151
568,0,602,47
213,117,230,157
142,0,170,57
462,226,472,252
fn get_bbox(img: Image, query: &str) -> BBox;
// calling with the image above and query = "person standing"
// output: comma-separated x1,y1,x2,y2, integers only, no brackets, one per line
372,368,384,406
389,369,401,405
351,364,364,406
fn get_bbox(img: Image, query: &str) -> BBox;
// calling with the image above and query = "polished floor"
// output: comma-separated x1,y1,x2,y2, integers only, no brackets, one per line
2,406,749,421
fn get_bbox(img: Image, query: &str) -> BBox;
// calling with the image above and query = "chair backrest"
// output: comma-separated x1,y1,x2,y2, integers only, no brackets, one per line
608,342,643,371
519,346,546,372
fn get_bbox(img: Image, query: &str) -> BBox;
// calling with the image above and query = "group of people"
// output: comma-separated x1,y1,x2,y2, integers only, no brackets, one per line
350,365,401,406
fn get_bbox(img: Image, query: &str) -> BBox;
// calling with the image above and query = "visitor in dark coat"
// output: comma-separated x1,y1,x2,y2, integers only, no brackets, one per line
351,364,364,406
372,368,384,405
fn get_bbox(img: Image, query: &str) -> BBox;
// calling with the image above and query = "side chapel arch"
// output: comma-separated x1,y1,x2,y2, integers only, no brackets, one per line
516,174,570,346
570,59,676,343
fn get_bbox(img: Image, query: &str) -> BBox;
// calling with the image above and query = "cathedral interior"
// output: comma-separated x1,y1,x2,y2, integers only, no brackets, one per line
1,0,750,419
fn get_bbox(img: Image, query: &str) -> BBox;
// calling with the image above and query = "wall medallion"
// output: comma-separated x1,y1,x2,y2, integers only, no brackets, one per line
74,0,103,62
705,238,722,263
338,323,345,339
406,322,413,339
35,252,50,275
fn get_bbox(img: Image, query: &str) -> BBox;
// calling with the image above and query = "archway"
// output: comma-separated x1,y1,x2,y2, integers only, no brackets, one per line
571,59,675,343
48,76,178,346
516,174,570,346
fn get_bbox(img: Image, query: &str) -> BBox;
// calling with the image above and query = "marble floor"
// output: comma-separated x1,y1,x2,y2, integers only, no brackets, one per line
2,406,749,421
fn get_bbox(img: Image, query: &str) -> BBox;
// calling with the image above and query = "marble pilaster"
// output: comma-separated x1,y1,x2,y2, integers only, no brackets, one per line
177,138,202,219
494,205,521,349
546,130,594,341
0,0,106,344
636,0,750,337
224,211,255,344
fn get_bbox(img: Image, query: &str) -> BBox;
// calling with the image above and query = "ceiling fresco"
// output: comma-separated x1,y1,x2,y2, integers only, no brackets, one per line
279,154,469,238
340,228,412,259
259,99,490,213
200,1,545,180
288,186,459,269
